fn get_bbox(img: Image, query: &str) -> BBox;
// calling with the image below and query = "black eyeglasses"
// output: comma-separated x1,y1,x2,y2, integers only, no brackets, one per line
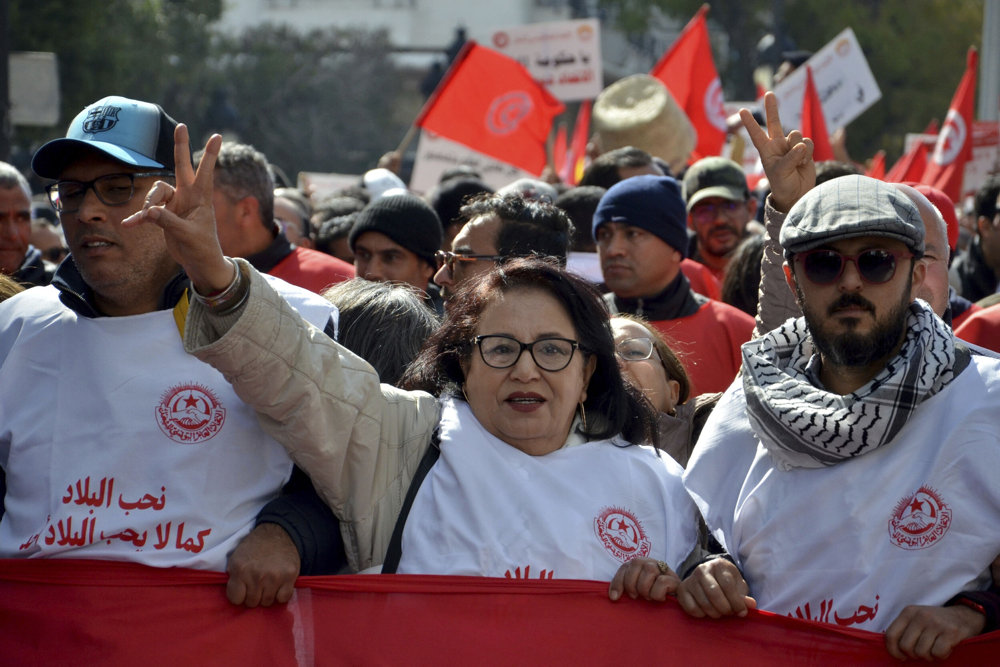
690,200,744,224
796,248,913,285
473,335,580,372
45,172,173,213
615,337,658,362
435,250,504,272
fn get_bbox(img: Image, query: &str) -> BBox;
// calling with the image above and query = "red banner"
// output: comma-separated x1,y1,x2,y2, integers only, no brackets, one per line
2,559,998,665
650,4,727,160
415,42,565,176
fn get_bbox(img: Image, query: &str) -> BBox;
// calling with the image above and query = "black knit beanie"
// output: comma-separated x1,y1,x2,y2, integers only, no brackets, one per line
349,193,444,268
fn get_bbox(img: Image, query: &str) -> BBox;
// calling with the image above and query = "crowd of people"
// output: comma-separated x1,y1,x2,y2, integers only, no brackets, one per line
1,84,999,661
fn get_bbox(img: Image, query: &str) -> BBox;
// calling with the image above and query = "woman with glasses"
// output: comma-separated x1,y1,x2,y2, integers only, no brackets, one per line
610,315,720,468
183,254,700,584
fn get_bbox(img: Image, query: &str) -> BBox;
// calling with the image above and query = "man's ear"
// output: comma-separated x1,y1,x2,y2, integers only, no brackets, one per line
236,196,261,229
746,198,759,219
910,258,926,300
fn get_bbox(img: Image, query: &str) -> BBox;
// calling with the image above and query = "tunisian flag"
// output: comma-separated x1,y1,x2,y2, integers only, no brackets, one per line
866,150,886,180
801,66,834,161
560,100,591,185
886,140,929,183
921,47,978,201
650,4,727,160
416,41,565,175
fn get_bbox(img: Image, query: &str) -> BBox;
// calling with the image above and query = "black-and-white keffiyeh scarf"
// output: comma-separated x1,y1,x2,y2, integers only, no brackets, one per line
742,300,969,470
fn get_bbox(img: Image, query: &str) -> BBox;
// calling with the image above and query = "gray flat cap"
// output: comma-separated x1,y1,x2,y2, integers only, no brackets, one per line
781,175,925,259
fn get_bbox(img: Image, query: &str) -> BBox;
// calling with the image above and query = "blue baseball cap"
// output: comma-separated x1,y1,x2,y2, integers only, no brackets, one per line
32,96,179,179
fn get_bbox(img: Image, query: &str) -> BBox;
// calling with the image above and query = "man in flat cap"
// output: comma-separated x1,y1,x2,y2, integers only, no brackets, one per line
616,166,1000,659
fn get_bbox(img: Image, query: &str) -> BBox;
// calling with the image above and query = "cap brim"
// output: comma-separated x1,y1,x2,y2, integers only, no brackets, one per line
32,138,165,179
686,186,746,211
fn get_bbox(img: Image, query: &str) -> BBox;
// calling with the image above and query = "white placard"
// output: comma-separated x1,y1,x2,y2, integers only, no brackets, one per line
488,19,602,102
409,131,532,195
772,28,882,132
10,52,60,127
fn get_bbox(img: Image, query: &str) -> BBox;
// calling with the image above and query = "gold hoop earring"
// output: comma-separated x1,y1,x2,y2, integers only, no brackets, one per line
577,401,587,431
461,385,471,403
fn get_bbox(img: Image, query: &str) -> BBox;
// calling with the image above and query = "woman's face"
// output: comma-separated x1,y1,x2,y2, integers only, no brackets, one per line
462,287,596,456
610,319,679,415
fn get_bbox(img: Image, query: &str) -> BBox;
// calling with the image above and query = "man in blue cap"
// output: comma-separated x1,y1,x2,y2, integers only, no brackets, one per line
0,97,337,587
593,174,754,395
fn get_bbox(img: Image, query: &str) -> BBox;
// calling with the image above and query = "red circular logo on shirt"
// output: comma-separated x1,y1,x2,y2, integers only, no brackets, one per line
156,383,226,444
492,31,510,49
486,92,533,136
594,506,651,563
889,486,952,550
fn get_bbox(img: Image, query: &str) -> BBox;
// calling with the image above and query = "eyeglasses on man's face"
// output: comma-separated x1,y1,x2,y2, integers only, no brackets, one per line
435,250,504,273
45,172,173,213
796,248,913,285
473,334,580,372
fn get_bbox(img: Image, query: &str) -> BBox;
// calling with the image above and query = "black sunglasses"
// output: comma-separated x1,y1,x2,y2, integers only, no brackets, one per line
796,248,913,285
435,250,504,272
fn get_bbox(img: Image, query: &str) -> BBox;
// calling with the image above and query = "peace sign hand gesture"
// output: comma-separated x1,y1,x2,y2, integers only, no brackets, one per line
740,92,816,213
122,124,231,294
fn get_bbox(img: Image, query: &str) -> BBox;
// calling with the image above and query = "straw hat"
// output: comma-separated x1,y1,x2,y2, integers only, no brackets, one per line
591,74,696,174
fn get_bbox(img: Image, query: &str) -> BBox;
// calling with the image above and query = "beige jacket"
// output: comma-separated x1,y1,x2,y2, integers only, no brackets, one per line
184,261,440,572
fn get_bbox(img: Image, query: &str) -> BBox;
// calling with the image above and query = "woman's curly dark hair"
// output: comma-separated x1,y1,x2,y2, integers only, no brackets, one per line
401,257,657,445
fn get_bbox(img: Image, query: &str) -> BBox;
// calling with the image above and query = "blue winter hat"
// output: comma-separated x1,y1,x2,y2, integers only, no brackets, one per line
592,175,688,256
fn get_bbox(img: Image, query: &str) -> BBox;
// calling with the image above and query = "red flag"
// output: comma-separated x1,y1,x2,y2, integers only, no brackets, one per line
561,100,591,185
415,42,565,175
552,123,568,174
866,150,886,180
921,47,978,201
885,141,929,183
650,5,727,160
801,66,833,161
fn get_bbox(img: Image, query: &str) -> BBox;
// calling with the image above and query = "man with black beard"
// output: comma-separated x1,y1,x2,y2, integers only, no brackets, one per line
612,172,1000,660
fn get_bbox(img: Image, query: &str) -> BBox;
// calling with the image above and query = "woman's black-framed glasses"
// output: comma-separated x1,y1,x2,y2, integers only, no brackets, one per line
46,171,174,213
796,248,912,285
473,334,580,372
435,250,504,272
615,337,657,362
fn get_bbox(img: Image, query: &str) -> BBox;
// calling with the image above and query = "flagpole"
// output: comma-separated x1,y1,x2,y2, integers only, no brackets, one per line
394,124,419,156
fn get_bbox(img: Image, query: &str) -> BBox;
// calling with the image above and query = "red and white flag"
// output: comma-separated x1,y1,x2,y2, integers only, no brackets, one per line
560,100,591,185
921,47,978,201
885,141,929,183
552,123,568,174
415,42,565,175
801,66,833,161
650,5,727,160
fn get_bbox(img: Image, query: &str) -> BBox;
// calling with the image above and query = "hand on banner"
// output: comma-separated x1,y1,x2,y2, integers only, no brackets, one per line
884,604,985,661
122,124,232,294
608,557,680,602
675,557,756,619
740,92,815,214
225,523,301,608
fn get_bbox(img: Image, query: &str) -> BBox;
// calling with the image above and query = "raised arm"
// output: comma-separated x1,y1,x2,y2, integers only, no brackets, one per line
740,93,815,336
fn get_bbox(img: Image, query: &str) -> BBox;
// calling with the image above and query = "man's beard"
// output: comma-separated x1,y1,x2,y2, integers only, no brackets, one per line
798,283,912,368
